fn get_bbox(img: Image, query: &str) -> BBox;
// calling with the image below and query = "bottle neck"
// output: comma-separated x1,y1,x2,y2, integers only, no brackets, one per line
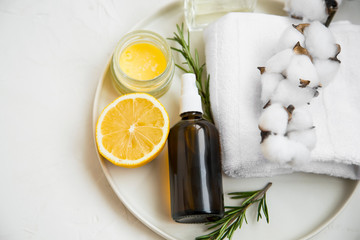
180,111,203,120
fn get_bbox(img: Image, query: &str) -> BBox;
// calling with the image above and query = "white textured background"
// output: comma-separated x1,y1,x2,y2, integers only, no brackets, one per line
0,0,359,239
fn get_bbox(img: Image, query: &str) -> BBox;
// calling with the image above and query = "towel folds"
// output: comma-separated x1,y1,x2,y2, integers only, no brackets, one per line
204,13,360,179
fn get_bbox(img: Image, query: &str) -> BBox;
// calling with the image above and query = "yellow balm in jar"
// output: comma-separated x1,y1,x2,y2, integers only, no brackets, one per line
111,30,175,98
119,43,167,80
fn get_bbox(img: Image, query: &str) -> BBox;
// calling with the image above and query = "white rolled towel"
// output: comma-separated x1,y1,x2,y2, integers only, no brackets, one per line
204,12,360,179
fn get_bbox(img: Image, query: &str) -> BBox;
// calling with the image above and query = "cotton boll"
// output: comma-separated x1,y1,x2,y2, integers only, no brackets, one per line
304,21,337,59
271,80,315,108
291,141,311,165
288,128,317,150
277,25,305,51
260,72,284,104
287,106,313,131
259,103,288,134
285,0,327,22
286,54,320,87
261,135,294,164
314,58,340,87
265,49,294,74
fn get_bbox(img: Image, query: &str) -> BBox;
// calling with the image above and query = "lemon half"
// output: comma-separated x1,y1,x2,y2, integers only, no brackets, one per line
96,93,170,168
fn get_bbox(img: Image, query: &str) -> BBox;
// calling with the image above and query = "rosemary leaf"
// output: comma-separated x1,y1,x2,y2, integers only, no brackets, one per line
257,198,263,221
174,64,189,73
228,191,258,198
263,193,270,223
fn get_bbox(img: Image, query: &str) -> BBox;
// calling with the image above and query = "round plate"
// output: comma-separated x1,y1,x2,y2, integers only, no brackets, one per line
92,1,359,239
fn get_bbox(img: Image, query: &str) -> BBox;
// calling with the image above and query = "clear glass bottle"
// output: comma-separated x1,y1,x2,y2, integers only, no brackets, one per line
184,0,258,31
167,73,224,223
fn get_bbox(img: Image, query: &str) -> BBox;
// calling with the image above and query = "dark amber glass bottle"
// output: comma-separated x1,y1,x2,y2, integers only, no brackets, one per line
167,73,224,223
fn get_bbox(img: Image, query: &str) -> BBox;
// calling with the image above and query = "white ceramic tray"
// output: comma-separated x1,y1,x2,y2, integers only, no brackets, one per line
93,1,359,239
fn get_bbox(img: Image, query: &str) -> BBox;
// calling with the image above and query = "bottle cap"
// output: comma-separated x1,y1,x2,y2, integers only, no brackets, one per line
180,73,203,115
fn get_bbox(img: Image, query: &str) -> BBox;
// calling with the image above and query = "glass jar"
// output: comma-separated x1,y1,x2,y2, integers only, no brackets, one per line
111,30,175,98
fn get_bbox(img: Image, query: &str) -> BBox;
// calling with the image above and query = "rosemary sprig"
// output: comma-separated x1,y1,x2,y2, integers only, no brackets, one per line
196,182,272,240
168,23,214,123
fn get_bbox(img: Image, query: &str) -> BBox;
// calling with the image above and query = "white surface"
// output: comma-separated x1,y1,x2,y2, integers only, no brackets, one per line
0,0,359,240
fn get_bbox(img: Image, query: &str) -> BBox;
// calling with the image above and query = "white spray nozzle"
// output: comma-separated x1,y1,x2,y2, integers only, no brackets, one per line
180,73,203,115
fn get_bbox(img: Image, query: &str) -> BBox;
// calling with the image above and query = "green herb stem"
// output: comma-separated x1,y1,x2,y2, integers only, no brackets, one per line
168,23,214,122
196,182,272,240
